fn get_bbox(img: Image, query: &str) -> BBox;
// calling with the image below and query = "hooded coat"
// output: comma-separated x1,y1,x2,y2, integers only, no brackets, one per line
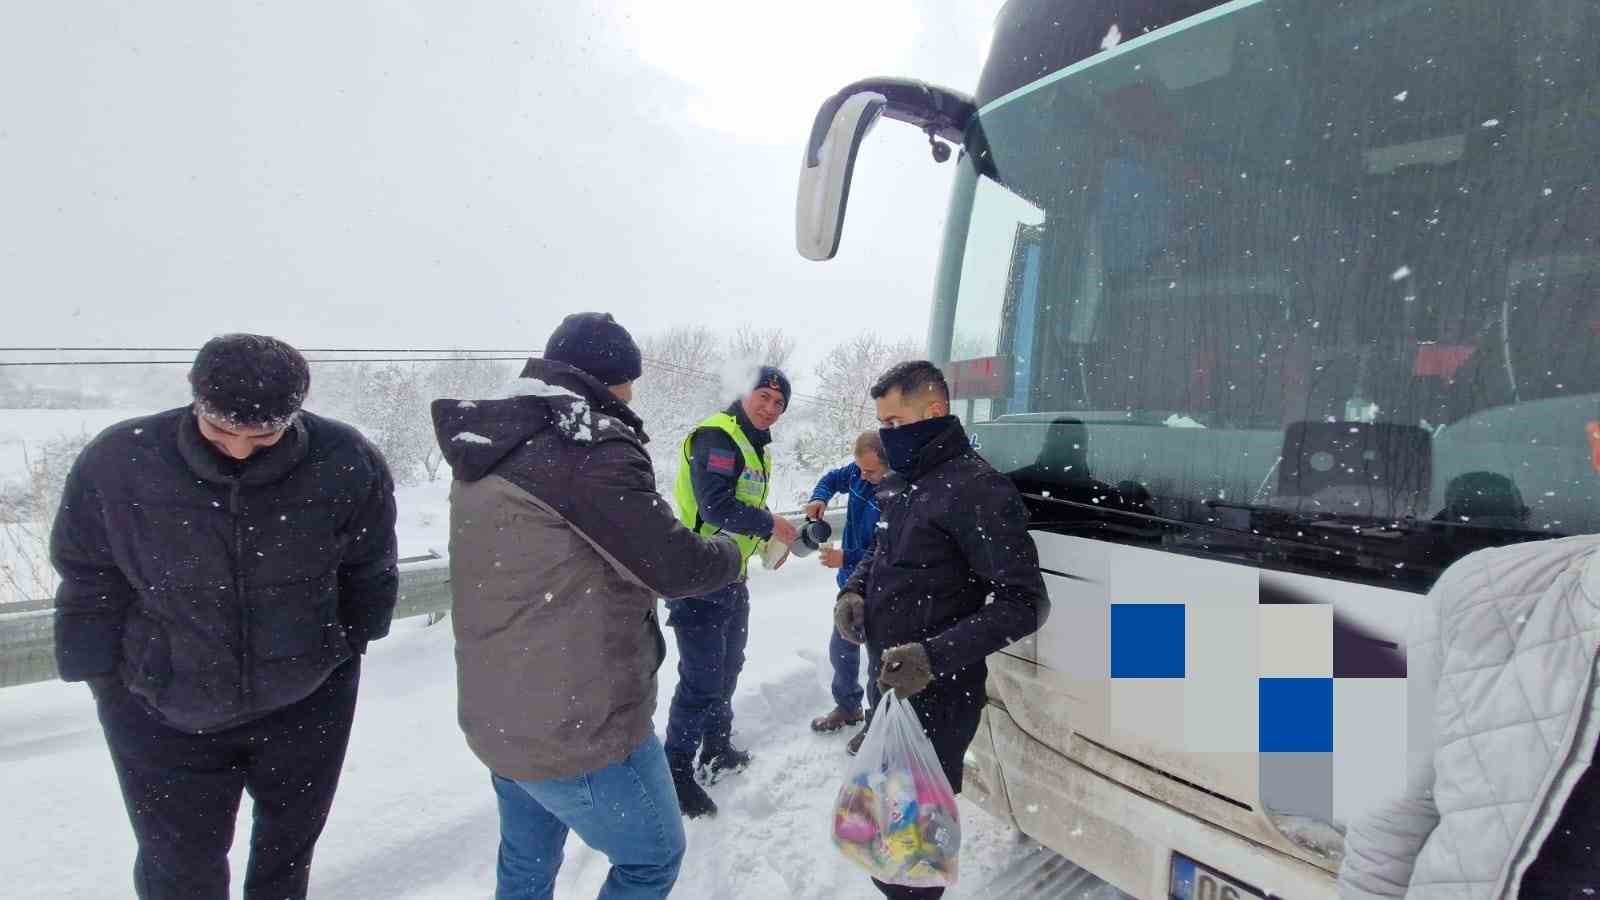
431,358,741,781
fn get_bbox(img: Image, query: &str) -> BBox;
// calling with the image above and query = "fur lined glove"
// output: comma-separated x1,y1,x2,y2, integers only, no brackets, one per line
834,592,865,644
878,643,934,698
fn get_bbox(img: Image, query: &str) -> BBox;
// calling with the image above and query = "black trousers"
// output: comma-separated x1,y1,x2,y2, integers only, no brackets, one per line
865,655,985,900
95,657,361,900
664,581,751,764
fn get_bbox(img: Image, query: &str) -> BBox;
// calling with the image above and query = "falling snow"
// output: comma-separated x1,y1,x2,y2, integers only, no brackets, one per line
0,560,1034,897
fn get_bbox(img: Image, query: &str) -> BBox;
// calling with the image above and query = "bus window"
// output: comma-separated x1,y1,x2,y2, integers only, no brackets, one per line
949,177,1044,364
933,0,1600,589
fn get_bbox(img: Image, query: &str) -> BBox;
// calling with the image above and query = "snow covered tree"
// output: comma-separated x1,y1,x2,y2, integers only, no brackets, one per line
0,433,90,604
726,325,796,372
305,361,374,425
806,334,922,463
635,327,725,489
355,364,431,486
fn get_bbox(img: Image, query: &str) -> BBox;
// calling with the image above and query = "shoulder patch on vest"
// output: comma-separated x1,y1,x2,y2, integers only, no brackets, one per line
707,447,737,474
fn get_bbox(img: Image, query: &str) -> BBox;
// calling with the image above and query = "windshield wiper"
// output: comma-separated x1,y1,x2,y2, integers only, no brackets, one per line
1204,499,1407,535
1206,498,1552,540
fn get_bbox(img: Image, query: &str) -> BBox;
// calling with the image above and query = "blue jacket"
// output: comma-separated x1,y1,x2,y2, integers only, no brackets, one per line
809,463,881,588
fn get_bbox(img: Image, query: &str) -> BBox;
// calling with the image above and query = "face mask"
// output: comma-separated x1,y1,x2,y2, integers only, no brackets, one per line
879,416,952,474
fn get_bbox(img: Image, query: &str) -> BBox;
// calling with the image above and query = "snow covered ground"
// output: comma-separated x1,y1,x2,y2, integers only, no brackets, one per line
0,553,1036,898
394,480,453,560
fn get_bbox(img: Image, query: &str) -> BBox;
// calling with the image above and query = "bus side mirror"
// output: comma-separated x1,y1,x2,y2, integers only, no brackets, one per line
796,90,886,261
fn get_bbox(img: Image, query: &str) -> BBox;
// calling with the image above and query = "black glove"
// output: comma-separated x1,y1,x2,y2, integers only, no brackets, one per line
834,592,865,645
878,643,934,698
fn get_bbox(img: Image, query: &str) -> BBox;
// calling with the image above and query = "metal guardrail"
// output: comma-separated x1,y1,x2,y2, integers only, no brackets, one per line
0,506,843,690
0,599,55,691
0,552,451,690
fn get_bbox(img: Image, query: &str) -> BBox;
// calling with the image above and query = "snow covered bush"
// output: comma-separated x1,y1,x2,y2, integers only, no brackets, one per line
0,433,91,604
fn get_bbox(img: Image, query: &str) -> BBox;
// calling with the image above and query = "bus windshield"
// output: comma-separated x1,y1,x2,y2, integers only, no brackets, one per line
936,0,1600,590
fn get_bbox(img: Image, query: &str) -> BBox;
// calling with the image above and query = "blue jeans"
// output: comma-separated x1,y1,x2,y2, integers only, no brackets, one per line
491,734,686,900
663,581,750,763
830,627,864,711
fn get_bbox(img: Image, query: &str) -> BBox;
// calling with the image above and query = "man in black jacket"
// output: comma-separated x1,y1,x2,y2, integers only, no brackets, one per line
835,360,1049,900
50,334,398,900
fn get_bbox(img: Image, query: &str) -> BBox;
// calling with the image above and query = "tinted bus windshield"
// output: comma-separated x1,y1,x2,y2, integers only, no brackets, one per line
935,0,1600,591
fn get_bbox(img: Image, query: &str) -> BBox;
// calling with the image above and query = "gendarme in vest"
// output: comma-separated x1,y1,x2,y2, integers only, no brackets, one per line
675,411,772,573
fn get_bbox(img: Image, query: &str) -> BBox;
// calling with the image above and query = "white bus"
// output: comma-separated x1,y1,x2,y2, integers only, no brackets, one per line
796,1,1600,897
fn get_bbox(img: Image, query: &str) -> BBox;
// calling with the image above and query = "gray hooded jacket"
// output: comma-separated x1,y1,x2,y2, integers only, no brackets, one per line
431,358,740,781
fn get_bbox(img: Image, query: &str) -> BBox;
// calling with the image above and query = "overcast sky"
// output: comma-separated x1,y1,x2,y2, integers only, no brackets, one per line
0,1,1001,381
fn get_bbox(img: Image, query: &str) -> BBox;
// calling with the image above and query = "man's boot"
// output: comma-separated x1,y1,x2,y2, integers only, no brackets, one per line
811,706,865,734
698,744,753,785
669,754,717,819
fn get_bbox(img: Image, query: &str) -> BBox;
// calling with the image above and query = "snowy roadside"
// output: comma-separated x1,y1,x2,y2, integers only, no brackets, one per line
0,551,1032,898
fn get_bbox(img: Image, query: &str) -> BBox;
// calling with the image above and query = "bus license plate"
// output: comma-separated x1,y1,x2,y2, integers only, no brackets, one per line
1169,852,1266,900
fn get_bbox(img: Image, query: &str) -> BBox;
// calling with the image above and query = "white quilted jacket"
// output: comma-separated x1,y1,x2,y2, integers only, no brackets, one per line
1338,534,1600,899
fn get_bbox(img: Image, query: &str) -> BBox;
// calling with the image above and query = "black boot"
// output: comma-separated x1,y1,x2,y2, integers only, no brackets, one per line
846,727,868,756
669,755,717,819
846,709,874,756
698,745,753,784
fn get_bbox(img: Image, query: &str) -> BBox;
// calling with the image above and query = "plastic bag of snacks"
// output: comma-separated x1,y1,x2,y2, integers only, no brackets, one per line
830,689,961,888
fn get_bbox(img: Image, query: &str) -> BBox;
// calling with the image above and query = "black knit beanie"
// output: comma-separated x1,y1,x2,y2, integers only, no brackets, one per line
754,365,792,408
543,312,643,386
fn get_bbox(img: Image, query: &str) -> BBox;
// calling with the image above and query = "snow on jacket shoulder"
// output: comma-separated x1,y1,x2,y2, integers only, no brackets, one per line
1338,534,1600,899
432,358,742,782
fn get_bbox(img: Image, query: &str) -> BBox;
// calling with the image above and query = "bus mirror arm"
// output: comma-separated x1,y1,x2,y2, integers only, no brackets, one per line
796,78,975,261
803,79,974,167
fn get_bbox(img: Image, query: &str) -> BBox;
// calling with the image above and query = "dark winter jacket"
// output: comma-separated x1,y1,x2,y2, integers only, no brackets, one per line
841,417,1049,691
808,462,880,588
50,408,398,733
432,358,742,782
685,402,777,540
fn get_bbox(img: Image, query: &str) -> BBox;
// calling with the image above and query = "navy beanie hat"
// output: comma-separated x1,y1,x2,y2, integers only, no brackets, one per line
754,365,792,408
544,312,643,386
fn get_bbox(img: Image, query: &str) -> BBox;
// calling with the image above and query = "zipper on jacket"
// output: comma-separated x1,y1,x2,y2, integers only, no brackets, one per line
1496,641,1600,896
231,480,252,714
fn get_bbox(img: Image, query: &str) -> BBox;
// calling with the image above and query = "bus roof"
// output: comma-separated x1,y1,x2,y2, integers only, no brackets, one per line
980,0,1228,108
